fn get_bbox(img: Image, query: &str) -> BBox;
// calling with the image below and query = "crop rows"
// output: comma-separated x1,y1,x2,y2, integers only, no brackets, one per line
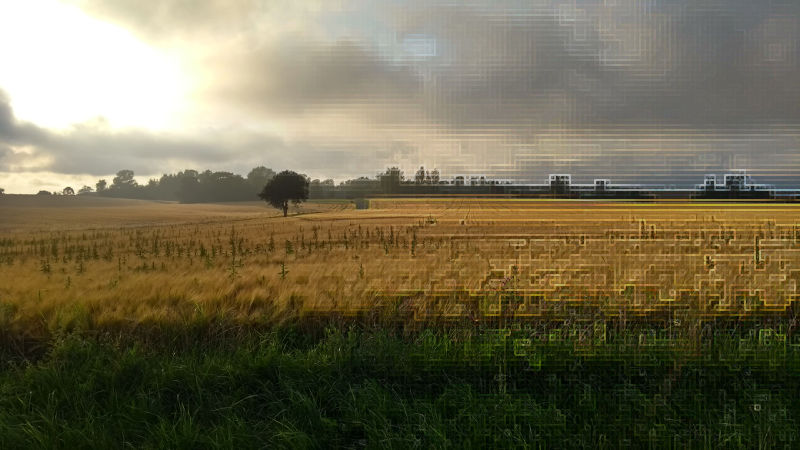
2,199,800,337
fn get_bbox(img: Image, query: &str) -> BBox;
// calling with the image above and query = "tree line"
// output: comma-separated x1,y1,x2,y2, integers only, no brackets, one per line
19,166,444,201
68,167,279,203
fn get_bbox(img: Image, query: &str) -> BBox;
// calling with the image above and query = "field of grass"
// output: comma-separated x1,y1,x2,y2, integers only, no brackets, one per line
2,196,800,447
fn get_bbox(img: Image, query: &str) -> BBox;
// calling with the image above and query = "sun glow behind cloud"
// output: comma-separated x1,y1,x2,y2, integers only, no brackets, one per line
0,0,189,131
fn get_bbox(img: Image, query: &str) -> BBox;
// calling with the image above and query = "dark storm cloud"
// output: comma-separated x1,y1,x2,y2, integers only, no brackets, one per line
381,0,800,129
0,91,48,144
72,0,800,129
214,40,422,115
50,1,800,185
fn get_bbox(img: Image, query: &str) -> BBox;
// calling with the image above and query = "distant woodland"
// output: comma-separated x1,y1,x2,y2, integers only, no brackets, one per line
36,167,418,202
88,167,282,203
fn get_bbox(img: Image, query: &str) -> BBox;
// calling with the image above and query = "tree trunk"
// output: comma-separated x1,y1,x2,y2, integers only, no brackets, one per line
283,202,288,217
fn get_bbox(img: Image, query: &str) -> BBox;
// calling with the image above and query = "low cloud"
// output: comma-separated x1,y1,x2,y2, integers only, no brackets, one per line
0,90,396,183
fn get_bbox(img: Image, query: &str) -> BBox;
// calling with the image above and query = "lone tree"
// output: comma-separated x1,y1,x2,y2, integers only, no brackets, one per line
258,170,309,217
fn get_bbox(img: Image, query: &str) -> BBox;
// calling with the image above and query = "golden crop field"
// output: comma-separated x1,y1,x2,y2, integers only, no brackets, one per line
2,196,800,337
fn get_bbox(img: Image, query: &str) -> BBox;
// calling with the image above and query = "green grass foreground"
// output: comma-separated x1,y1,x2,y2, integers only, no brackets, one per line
2,322,800,449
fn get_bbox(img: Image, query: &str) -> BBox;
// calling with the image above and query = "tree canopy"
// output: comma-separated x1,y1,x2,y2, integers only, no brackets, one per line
92,167,279,203
109,170,138,197
247,166,276,192
258,170,309,216
112,170,136,188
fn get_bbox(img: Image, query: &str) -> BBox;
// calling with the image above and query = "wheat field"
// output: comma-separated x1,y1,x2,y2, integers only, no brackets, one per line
2,196,800,338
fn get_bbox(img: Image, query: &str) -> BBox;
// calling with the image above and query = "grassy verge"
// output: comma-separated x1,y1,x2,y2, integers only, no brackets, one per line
1,321,800,448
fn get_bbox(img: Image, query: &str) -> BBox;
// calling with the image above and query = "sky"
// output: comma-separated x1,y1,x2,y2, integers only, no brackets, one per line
0,0,799,193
